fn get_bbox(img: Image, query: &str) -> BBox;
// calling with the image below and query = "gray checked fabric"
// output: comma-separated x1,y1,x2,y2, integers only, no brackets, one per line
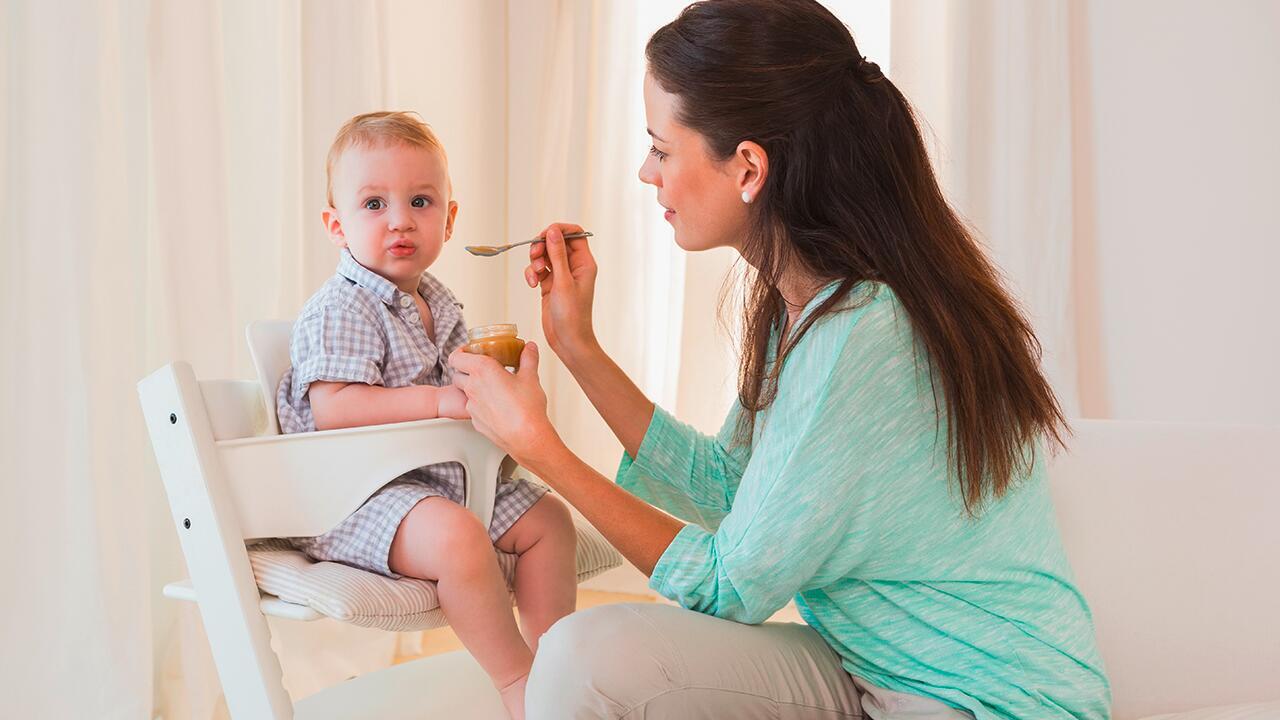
277,249,547,577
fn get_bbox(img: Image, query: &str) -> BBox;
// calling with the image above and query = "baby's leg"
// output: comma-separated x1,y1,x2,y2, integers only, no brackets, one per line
494,495,578,654
389,497,531,719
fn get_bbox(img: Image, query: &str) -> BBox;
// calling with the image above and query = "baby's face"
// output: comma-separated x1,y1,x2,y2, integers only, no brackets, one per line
326,141,457,292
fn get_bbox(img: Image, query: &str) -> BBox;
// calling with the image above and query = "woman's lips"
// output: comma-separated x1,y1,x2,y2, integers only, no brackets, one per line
664,208,675,222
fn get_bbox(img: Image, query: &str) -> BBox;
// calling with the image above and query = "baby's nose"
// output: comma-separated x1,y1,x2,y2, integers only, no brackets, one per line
388,209,416,231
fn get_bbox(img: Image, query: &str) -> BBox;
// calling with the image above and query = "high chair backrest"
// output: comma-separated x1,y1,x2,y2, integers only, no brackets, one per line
246,319,294,435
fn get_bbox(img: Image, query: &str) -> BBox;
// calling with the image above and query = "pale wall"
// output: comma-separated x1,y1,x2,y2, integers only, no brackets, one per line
1074,0,1280,424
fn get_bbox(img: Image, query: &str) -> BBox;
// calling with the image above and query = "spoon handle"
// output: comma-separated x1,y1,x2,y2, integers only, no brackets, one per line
528,230,593,246
499,231,593,253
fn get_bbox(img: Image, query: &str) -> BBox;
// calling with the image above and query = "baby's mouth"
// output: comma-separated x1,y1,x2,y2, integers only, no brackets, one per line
388,240,416,258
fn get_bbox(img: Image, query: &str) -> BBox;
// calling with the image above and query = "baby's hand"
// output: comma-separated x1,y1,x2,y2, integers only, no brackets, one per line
436,384,470,420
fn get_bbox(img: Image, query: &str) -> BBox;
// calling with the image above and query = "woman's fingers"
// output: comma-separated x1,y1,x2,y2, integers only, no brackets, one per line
448,347,500,383
525,260,553,289
515,341,540,381
544,226,573,280
537,222,585,241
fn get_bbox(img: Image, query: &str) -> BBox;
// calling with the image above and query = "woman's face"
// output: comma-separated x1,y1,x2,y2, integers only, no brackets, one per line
638,74,751,252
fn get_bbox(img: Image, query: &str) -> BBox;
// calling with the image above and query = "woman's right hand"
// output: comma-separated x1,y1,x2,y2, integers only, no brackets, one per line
524,222,599,361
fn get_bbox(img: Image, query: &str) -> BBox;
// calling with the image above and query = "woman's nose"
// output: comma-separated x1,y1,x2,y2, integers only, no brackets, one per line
638,155,660,187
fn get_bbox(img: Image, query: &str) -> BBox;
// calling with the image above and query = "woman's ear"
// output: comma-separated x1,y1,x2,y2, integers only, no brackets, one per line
734,140,769,204
445,200,459,241
322,207,346,248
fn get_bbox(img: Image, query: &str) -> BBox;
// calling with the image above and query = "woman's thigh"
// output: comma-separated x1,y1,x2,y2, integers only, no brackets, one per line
526,602,861,719
526,603,974,720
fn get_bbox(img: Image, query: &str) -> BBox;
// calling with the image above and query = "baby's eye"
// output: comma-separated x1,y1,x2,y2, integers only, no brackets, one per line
364,198,385,211
648,145,668,161
411,196,430,208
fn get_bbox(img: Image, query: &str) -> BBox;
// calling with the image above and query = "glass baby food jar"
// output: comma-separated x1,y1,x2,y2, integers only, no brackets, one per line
463,323,526,369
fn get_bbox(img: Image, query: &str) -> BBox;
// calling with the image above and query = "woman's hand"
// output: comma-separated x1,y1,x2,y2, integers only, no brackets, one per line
448,342,564,469
524,222,599,362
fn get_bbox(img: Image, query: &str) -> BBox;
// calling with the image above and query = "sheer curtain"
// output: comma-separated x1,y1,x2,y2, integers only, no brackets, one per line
1,1,505,717
890,0,1082,417
504,0,690,478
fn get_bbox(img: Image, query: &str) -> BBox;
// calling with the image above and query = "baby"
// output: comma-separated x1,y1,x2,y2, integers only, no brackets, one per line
276,111,577,719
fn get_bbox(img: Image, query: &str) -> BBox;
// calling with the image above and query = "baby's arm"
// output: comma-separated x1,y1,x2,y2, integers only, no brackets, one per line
310,381,469,430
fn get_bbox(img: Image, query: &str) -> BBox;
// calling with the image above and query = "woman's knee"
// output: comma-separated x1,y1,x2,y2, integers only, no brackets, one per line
527,604,679,719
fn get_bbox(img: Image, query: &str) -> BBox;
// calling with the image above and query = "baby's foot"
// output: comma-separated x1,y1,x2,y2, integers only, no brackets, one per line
498,672,528,720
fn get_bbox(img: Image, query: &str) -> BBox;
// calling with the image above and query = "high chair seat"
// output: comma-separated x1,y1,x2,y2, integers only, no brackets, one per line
246,520,619,631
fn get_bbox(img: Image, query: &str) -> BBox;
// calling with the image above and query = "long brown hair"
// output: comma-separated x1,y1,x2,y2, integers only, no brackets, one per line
646,0,1068,512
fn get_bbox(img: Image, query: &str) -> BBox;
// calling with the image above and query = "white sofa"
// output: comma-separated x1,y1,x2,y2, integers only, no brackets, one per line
1050,420,1280,719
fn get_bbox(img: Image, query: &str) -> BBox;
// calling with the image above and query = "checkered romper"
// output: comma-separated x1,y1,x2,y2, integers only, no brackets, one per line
276,249,547,577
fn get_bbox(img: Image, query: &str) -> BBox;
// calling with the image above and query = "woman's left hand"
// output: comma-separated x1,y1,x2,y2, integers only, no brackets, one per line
448,341,563,468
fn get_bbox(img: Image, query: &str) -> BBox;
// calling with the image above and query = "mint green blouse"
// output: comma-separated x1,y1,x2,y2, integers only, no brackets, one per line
616,282,1110,720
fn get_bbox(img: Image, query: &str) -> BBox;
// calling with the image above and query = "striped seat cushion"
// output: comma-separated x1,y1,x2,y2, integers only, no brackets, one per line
248,517,622,632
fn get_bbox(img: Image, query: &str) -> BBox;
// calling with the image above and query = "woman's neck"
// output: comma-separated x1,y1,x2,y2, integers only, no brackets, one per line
777,271,827,337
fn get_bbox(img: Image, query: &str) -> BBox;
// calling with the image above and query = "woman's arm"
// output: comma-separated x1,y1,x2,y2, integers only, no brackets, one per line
526,441,684,575
526,224,750,520
524,224,653,457
559,342,653,459
450,343,683,574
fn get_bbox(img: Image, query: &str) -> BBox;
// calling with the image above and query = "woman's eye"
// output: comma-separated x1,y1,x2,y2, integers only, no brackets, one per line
411,196,430,208
648,145,668,161
364,198,385,210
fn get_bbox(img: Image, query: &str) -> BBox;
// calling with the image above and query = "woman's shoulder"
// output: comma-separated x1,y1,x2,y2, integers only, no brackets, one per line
785,281,924,402
807,280,911,352
774,282,909,395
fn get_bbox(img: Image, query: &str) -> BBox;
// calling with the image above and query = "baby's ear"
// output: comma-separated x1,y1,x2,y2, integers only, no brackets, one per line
322,206,346,247
444,200,459,241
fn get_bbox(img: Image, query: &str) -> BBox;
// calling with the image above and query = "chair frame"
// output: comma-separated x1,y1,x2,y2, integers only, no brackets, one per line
138,321,516,718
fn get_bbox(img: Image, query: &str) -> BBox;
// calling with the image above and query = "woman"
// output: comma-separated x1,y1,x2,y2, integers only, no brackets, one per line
449,1,1111,718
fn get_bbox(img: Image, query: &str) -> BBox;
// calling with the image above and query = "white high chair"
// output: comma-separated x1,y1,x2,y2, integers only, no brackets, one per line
138,320,619,719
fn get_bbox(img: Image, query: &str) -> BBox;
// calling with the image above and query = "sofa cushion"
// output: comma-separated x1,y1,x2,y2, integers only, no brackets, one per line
248,516,621,632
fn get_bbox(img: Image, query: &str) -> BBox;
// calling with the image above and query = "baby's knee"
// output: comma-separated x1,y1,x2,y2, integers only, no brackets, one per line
398,499,492,565
526,604,678,719
537,494,576,538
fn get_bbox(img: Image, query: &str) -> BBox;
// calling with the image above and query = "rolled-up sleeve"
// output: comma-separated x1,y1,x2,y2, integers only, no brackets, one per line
647,292,910,624
616,405,750,531
290,305,386,397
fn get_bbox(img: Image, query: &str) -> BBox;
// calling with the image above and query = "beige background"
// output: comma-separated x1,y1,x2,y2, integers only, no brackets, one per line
1,1,1276,718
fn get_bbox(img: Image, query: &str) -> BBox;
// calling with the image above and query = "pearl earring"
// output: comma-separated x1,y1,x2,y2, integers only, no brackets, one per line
741,191,752,204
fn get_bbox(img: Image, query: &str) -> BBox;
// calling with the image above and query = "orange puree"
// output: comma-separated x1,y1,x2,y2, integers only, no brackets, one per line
463,323,526,369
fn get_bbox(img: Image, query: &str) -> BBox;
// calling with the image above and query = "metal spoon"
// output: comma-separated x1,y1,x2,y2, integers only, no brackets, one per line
465,231,593,257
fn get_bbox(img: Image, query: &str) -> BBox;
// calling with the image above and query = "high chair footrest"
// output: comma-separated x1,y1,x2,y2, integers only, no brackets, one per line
293,649,506,719
163,579,324,622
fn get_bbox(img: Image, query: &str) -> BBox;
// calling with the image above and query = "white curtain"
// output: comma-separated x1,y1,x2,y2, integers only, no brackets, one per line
1,0,495,717
1,0,699,714
504,0,691,476
1,2,154,717
890,0,1082,417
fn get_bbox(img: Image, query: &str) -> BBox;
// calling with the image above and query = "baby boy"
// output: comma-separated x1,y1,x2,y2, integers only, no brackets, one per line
276,111,577,719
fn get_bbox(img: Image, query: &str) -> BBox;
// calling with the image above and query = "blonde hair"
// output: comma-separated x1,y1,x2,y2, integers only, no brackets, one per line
326,111,448,206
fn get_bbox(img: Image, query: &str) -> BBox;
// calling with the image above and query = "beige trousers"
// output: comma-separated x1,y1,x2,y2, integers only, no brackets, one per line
525,603,974,720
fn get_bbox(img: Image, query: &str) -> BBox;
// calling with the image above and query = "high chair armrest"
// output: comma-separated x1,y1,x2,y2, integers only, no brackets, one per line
216,419,508,539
